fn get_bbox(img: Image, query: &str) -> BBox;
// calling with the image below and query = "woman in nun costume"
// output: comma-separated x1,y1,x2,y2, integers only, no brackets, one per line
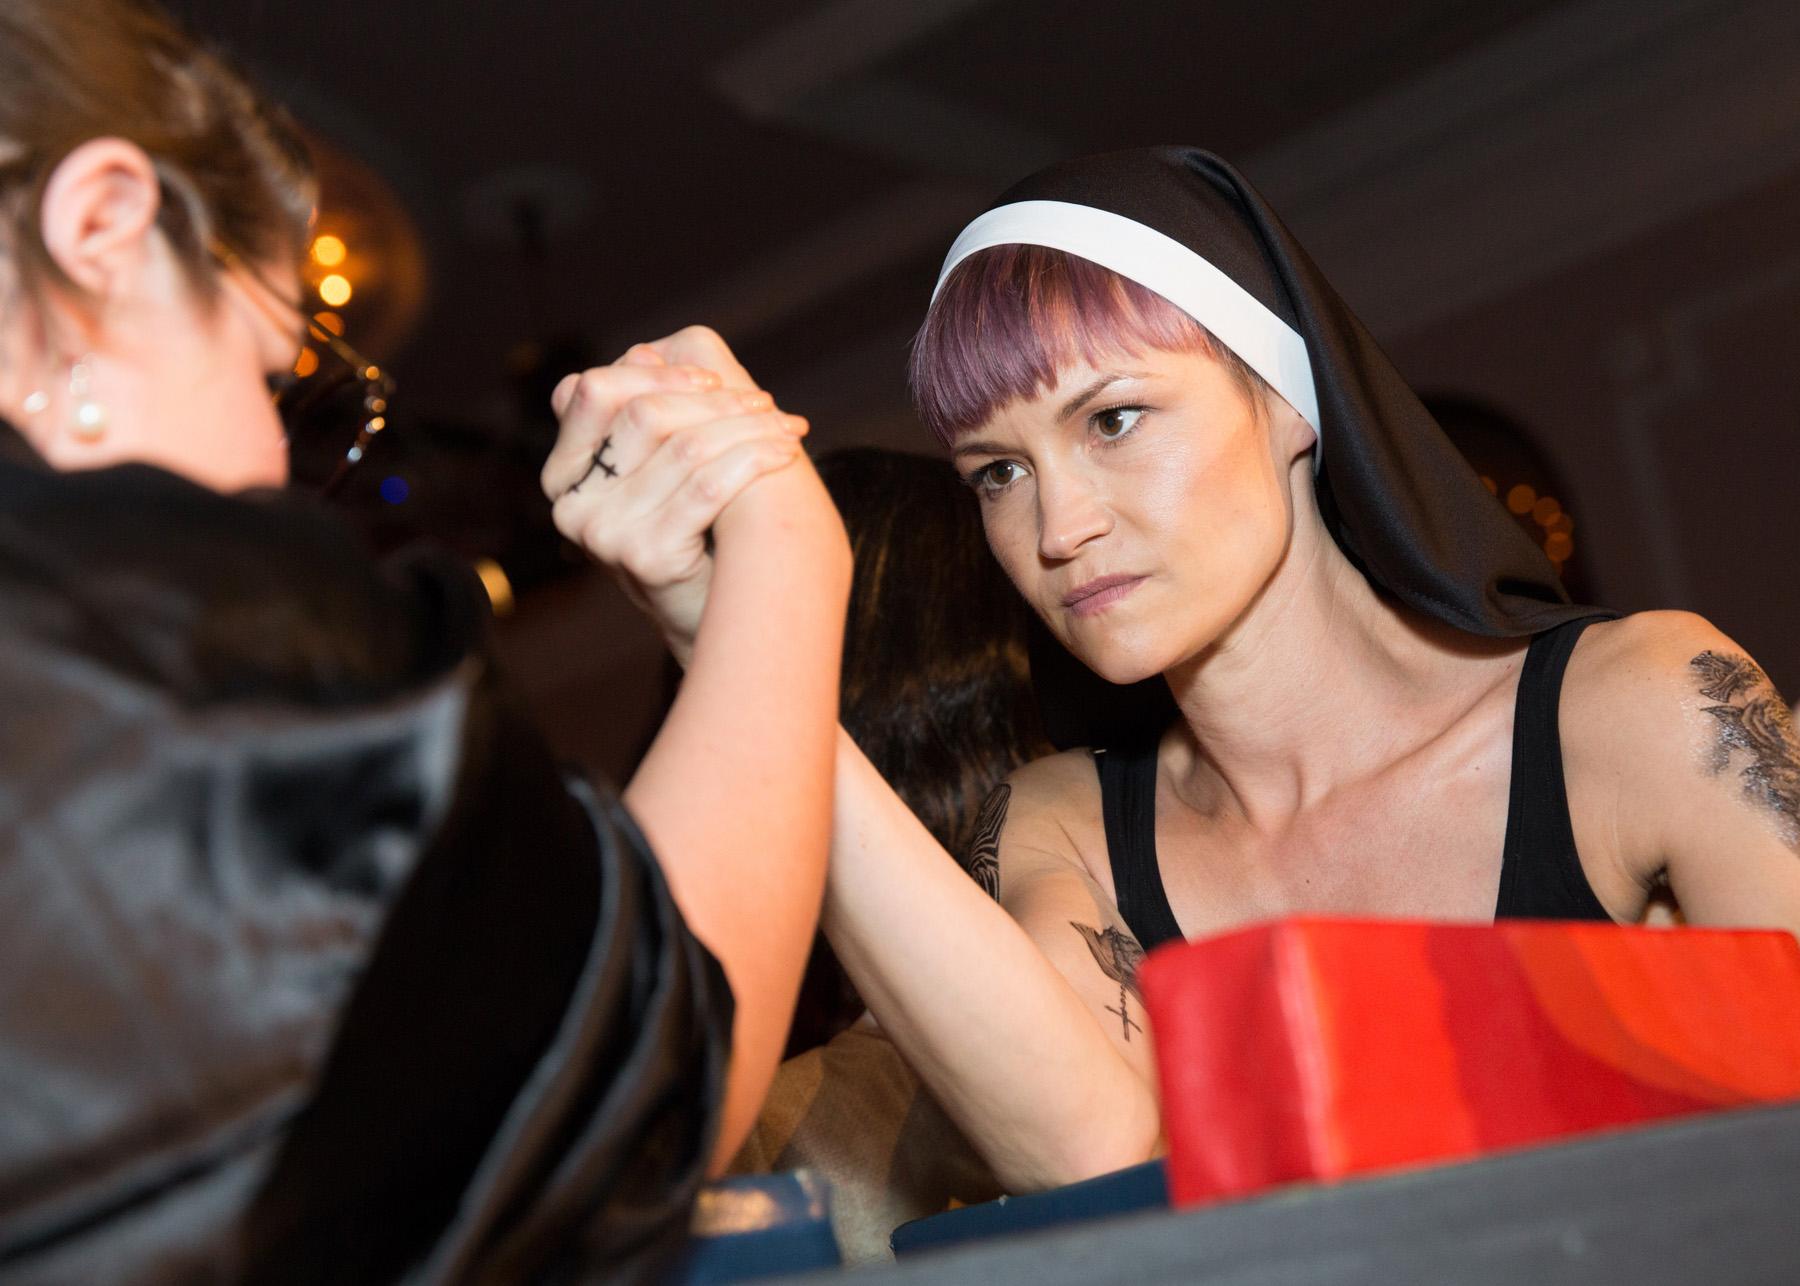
554,147,1800,1194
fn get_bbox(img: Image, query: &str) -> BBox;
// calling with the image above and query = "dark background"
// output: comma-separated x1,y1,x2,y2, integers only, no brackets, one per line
169,0,1800,784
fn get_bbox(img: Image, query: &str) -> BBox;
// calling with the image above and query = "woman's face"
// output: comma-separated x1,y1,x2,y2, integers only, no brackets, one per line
951,343,1305,685
93,242,300,492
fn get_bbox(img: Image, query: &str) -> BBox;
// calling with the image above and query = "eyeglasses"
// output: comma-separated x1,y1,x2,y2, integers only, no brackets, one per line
211,240,396,497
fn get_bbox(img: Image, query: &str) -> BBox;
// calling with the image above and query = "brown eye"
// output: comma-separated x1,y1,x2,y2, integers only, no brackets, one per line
967,460,1024,494
1093,407,1145,440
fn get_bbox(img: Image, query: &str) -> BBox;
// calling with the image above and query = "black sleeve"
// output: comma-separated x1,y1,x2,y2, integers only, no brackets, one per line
237,674,734,1285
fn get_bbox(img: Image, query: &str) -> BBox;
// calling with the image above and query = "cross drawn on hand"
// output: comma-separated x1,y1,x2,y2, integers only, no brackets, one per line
1072,922,1145,1041
566,436,619,496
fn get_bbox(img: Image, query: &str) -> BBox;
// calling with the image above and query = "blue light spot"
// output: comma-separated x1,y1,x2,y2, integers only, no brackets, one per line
379,475,410,504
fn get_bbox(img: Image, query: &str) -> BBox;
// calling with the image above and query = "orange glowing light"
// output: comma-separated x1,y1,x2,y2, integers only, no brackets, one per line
319,274,353,307
475,558,515,617
1532,496,1562,526
1545,532,1574,561
312,311,345,336
292,347,319,378
311,234,347,268
1506,484,1536,516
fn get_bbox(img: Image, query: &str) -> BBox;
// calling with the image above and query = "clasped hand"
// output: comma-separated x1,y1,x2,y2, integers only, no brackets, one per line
541,326,817,662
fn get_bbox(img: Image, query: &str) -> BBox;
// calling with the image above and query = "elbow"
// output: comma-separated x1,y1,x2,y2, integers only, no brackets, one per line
995,1108,1163,1194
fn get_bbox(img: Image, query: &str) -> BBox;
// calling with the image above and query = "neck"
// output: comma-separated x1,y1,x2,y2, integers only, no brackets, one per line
1160,461,1506,827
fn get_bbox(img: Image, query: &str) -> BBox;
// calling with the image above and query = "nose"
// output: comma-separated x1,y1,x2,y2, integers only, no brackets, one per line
1036,467,1113,561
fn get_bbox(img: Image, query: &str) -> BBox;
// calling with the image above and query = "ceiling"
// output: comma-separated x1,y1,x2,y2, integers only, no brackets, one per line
167,0,1573,428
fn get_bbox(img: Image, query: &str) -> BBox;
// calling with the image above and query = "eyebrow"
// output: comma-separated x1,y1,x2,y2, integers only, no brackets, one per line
1056,372,1144,423
951,438,1013,462
950,370,1150,460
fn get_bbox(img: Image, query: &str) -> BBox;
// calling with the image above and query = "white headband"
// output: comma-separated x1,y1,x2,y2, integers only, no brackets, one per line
932,199,1321,434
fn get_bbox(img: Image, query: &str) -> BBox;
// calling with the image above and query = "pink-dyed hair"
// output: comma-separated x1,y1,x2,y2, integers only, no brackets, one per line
909,244,1267,447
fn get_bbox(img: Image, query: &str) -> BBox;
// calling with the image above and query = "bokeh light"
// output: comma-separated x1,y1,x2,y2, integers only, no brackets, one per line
475,558,515,617
319,274,353,307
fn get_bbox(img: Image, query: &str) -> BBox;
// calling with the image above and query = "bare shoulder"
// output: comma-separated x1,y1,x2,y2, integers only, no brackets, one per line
1563,611,1779,725
967,748,1105,892
1005,747,1103,815
1563,611,1797,881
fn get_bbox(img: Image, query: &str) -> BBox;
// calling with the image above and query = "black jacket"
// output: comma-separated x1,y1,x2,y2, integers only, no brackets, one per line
0,425,730,1283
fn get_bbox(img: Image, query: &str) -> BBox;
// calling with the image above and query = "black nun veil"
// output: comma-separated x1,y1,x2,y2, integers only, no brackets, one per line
932,147,1613,748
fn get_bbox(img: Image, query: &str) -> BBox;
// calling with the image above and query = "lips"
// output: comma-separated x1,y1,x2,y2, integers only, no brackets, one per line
1062,573,1146,616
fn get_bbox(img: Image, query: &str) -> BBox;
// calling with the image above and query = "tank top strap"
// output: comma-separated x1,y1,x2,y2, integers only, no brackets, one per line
1096,740,1186,951
1496,615,1614,921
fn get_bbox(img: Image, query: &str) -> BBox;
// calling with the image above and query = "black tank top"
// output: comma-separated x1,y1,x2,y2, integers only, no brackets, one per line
1098,616,1613,950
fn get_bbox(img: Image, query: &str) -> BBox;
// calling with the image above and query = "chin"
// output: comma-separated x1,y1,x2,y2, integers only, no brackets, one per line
1064,631,1176,688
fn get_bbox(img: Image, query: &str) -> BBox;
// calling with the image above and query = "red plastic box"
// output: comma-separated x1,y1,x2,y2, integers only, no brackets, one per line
1138,918,1800,1207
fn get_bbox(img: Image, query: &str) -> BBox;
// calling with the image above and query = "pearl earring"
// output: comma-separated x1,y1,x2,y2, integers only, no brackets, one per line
67,356,106,441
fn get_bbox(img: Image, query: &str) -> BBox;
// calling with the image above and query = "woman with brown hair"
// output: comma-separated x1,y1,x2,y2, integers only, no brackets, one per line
0,2,849,1280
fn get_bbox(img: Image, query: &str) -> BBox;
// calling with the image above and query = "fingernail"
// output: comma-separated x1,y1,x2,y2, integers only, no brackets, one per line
738,389,774,412
786,414,809,435
683,367,719,387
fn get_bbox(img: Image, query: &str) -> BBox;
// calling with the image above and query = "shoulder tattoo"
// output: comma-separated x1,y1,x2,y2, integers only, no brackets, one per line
964,782,1008,901
1071,921,1146,1041
1690,650,1800,850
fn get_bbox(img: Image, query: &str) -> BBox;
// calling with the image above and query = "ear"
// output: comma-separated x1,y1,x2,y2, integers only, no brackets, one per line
38,138,163,298
1263,387,1319,465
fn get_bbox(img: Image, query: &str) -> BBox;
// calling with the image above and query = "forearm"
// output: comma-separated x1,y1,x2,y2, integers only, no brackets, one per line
624,463,850,1171
822,730,1161,1191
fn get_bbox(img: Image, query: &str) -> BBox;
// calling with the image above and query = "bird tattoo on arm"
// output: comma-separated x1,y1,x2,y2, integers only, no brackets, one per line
1071,922,1145,1041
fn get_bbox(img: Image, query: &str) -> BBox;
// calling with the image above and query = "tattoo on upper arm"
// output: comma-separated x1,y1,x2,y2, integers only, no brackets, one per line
1071,922,1145,1040
965,783,1008,901
1690,651,1800,849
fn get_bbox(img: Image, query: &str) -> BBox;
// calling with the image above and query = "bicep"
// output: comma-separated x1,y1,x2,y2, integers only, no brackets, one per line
1662,660,1800,934
1613,631,1800,937
1000,854,1160,1086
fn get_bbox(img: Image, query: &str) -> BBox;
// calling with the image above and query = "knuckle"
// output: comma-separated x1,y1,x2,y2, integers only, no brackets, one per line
575,369,610,404
621,396,658,434
618,532,659,574
672,429,703,463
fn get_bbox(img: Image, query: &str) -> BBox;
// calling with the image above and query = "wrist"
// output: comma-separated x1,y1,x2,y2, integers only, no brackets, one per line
713,463,851,578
